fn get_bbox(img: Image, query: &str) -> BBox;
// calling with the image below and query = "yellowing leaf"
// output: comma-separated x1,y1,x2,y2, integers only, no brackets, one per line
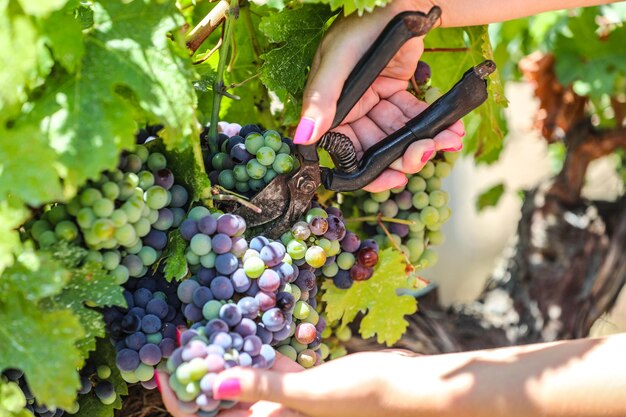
322,248,416,346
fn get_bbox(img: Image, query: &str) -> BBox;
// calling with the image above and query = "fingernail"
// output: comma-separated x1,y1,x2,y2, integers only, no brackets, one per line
293,117,315,144
442,144,463,152
421,150,434,163
214,378,241,399
155,373,162,393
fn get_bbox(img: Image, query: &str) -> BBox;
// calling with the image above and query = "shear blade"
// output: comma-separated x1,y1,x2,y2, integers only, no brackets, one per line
233,174,291,228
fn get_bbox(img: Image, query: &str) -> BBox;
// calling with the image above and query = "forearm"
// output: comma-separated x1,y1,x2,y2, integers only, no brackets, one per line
387,334,626,417
391,0,615,27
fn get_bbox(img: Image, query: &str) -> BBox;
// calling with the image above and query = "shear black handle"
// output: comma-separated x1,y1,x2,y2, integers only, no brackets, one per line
331,7,441,129
322,60,496,192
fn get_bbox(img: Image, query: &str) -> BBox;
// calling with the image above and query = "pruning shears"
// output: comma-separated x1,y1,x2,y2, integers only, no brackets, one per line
235,6,496,238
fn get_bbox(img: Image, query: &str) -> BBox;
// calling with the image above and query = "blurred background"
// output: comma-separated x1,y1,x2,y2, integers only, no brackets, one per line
424,81,626,335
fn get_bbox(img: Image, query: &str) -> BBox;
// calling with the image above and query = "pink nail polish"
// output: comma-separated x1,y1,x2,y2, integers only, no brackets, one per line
214,379,241,399
293,118,315,144
421,150,434,163
442,145,463,152
155,373,162,393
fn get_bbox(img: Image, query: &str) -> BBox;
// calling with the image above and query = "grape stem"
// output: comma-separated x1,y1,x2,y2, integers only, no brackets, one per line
207,0,240,154
423,47,470,53
185,0,230,53
375,215,413,265
193,31,224,65
344,216,416,225
211,194,262,213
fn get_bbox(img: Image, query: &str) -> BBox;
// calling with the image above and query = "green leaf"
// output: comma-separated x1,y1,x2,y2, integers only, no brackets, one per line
424,25,508,164
163,231,189,282
39,3,85,72
0,380,32,417
25,0,197,191
321,248,416,346
476,183,505,211
43,261,125,356
17,0,68,17
302,0,391,16
0,296,84,409
259,4,334,98
74,339,128,417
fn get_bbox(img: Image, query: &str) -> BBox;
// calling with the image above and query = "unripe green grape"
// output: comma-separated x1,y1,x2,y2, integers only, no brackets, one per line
138,170,155,189
93,198,115,218
256,146,276,166
407,212,425,232
123,172,140,188
322,262,339,277
138,246,158,265
428,230,445,245
277,345,297,361
317,238,332,254
202,300,222,320
249,178,265,192
419,248,439,268
97,365,112,380
426,222,441,231
305,207,328,221
185,249,200,265
125,154,143,173
235,181,250,194
371,189,390,203
244,133,265,154
79,188,102,207
243,256,265,278
133,218,151,237
188,205,211,220
373,234,385,249
92,218,115,240
279,142,291,154
319,343,330,360
305,246,327,268
272,154,294,174
218,169,236,189
290,339,308,353
200,252,216,268
412,191,430,209
100,238,118,250
246,159,267,180
147,209,159,224
438,206,451,223
47,204,69,225
147,152,167,171
407,176,427,193
126,239,143,254
363,198,379,214
328,238,341,256
380,200,399,217
297,349,317,368
38,230,58,247
428,190,448,208
102,250,121,270
122,200,143,223
190,234,212,256
145,186,168,209
264,169,278,183
384,233,402,247
31,219,52,240
434,161,452,178
426,176,441,191
114,224,137,247
419,206,440,226
321,325,332,339
444,150,460,164
420,161,435,179
66,198,81,216
86,250,103,263
100,181,119,200
335,326,352,342
233,165,249,182
134,145,149,162
293,301,311,320
287,239,307,260
263,130,283,151
211,152,228,171
55,220,78,241
336,252,355,270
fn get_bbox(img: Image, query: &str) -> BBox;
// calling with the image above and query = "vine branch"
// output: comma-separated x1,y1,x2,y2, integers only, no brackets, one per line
185,0,230,53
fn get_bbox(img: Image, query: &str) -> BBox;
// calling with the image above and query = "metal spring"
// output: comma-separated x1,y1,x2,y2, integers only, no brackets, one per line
318,131,359,173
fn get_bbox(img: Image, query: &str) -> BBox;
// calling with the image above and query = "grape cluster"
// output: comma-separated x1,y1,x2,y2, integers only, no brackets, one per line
2,360,117,416
205,123,296,196
104,270,185,387
343,153,457,270
29,145,189,284
281,206,380,290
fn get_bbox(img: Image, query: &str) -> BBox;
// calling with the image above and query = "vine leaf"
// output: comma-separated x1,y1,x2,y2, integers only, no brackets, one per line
163,231,189,282
0,296,84,409
302,0,392,16
0,200,28,275
322,248,417,346
476,183,505,211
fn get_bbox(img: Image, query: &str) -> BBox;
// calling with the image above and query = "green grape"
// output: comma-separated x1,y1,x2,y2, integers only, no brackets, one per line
100,239,117,250
272,154,294,174
419,248,439,268
428,189,448,208
419,206,440,227
371,189,390,203
438,206,451,223
202,300,222,320
244,133,265,154
279,142,291,154
286,239,307,260
328,238,341,256
187,357,209,380
31,219,52,240
126,239,143,254
412,191,430,209
138,170,155,189
303,308,319,325
122,200,143,223
434,161,452,178
93,198,115,218
211,152,228,171
243,256,265,278
444,150,460,164
145,185,168,209
249,178,265,192
55,220,78,241
319,343,330,360
335,326,352,342
276,345,297,361
256,146,276,166
133,218,151,237
428,230,445,245
66,198,81,216
135,145,149,162
38,230,58,246
102,182,120,200
235,182,250,194
362,198,380,214
114,224,137,246
305,207,328,222
305,246,327,268
202,251,216,267
263,130,283,151
47,205,69,225
317,238,331,254
407,212,425,232
384,233,402,247
92,218,115,240
426,222,441,231
218,169,236,189
125,154,143,173
263,169,278,183
380,200,399,217
336,252,356,270
110,209,127,227
102,251,121,270
190,234,212,256
424,86,442,104
297,350,317,368
188,206,211,220
146,332,163,344
407,176,427,193
293,300,311,320
97,365,112,380
186,249,200,265
406,238,425,262
233,165,249,182
147,152,167,171
419,161,435,179
426,176,441,191
85,250,103,263
322,262,339,277
79,188,102,207
246,159,267,180
138,246,158,265
120,369,140,384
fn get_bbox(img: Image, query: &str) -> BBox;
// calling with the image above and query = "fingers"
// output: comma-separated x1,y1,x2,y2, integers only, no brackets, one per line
155,371,196,417
362,169,407,193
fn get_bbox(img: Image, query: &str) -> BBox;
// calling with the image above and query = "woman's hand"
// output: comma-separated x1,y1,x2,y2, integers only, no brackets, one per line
294,0,464,192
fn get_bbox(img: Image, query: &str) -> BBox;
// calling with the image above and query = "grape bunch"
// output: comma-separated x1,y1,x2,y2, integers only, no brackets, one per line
342,153,457,270
104,269,185,388
2,360,118,416
29,145,189,284
205,123,296,196
281,206,381,290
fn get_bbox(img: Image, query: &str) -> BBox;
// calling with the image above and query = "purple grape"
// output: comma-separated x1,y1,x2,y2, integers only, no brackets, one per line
395,190,413,210
125,332,146,350
333,269,353,289
389,222,409,238
238,352,252,367
200,373,217,394
159,337,176,357
181,340,208,361
326,206,343,218
252,355,267,369
210,276,234,300
146,298,169,319
226,135,245,152
261,308,286,331
231,268,251,293
212,234,232,254
360,239,379,252
276,292,295,312
250,236,270,252
205,319,229,336
169,184,188,208
324,215,346,241
139,343,162,365
128,306,146,319
206,345,225,356
184,303,204,322
260,242,286,267
121,313,141,333
205,353,226,372
192,286,214,308
340,231,361,253
414,61,431,85
197,268,216,286
275,262,296,283
258,269,281,292
234,318,257,337
309,217,328,235
255,291,276,311
219,304,242,327
215,253,238,275
162,322,177,339
95,380,115,400
133,288,152,308
240,124,261,137
216,214,240,236
210,332,233,349
230,143,253,164
272,322,293,342
256,324,273,344
237,297,259,319
116,349,140,371
180,219,199,241
230,236,248,257
242,335,262,356
177,279,200,304
230,332,244,350
154,208,174,231
180,329,198,346
259,344,276,367
141,314,162,333
198,215,217,235
144,229,167,250
295,269,316,291
154,168,174,189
